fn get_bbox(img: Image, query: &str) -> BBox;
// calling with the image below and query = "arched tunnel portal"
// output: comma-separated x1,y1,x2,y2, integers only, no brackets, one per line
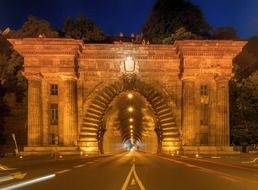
79,77,181,154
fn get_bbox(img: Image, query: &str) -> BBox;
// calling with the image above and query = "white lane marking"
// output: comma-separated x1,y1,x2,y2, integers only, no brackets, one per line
0,174,55,190
0,172,27,183
55,169,72,174
121,159,145,190
85,161,95,164
0,164,16,171
73,164,85,168
242,157,258,164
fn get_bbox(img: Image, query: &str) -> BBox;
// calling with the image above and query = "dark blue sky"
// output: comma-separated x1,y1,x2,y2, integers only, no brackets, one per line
0,0,258,39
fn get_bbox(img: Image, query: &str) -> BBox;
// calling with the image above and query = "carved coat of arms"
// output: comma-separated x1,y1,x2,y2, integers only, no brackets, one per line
120,56,139,74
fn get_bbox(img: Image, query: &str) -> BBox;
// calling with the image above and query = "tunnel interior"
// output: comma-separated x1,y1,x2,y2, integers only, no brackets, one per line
102,91,158,154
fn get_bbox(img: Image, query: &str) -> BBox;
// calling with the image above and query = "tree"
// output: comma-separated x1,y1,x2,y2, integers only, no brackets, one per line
162,27,200,44
212,26,238,40
13,16,59,38
233,36,258,78
63,16,106,42
230,72,258,145
142,0,211,43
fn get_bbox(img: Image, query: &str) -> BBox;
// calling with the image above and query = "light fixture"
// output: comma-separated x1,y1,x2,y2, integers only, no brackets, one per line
127,93,133,99
130,129,133,133
128,107,133,112
130,125,133,129
129,118,133,122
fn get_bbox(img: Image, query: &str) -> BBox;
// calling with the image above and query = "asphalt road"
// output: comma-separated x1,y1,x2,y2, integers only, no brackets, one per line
1,152,258,190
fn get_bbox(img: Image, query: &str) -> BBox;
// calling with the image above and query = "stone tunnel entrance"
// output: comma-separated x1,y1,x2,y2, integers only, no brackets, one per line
9,38,246,155
79,78,180,154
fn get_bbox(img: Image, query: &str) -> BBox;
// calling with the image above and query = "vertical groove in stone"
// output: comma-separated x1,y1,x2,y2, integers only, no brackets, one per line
28,80,42,146
216,79,229,146
182,79,195,145
63,80,78,146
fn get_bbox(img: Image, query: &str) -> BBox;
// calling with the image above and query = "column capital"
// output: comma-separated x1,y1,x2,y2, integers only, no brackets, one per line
214,75,231,82
24,72,43,81
59,73,77,81
181,75,196,81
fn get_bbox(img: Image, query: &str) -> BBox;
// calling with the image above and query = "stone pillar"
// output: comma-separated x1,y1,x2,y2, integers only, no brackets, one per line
215,77,230,146
62,77,78,146
27,76,43,146
182,77,196,145
41,80,49,146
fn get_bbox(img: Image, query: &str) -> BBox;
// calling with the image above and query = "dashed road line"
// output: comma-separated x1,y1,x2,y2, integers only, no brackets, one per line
73,164,85,168
55,169,72,175
85,161,95,164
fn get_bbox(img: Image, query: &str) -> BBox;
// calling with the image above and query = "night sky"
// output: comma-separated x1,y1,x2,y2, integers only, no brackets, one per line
0,0,258,39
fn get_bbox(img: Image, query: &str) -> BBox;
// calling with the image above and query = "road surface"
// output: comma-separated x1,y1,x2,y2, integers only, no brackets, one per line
0,152,258,190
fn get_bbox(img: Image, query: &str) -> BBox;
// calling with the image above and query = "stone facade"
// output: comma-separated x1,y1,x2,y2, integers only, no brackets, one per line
9,38,246,155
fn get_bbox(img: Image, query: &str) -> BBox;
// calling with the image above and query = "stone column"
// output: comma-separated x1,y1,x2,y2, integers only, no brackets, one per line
41,80,49,146
27,75,43,146
182,77,196,145
62,76,78,146
215,77,230,146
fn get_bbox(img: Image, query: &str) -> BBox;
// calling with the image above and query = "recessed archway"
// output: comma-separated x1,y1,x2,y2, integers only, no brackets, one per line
79,77,181,154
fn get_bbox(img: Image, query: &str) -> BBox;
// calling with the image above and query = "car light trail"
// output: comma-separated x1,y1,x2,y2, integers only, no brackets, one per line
1,174,56,190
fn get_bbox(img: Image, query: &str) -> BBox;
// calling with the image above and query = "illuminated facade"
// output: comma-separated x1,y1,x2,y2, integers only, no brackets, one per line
9,38,246,155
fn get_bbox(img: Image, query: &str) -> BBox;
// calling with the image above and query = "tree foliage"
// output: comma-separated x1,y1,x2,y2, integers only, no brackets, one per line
63,17,106,42
233,36,258,78
230,72,258,145
12,16,59,38
142,0,211,43
162,27,201,44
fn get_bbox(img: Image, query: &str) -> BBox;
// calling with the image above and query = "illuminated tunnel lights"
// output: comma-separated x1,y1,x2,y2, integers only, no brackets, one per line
127,93,133,99
128,107,133,112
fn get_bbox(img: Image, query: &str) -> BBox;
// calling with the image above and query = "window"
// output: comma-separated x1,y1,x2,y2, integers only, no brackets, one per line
50,134,58,145
50,84,58,95
200,133,208,145
200,85,208,96
200,103,208,125
49,104,58,125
